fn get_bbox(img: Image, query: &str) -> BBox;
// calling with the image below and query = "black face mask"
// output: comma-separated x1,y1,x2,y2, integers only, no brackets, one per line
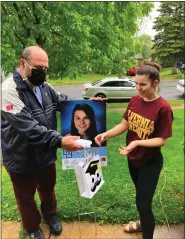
28,68,46,86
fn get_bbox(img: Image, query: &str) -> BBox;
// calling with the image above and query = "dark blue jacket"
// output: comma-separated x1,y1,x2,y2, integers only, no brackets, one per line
1,71,67,173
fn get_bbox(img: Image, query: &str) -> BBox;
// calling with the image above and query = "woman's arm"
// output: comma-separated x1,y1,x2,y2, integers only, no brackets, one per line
106,118,129,138
119,137,168,155
95,119,128,146
136,137,167,147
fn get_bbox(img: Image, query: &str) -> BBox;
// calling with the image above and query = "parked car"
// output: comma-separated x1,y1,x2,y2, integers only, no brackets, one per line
177,62,185,73
178,64,185,73
127,66,139,76
82,77,137,100
176,79,185,96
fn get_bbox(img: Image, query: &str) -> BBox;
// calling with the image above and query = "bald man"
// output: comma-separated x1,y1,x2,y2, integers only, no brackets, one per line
1,46,84,239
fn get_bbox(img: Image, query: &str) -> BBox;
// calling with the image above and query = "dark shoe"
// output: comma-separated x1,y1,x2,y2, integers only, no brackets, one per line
29,228,45,239
44,215,62,235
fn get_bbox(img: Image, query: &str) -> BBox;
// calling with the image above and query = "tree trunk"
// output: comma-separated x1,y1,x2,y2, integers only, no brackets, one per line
36,36,45,48
172,57,177,74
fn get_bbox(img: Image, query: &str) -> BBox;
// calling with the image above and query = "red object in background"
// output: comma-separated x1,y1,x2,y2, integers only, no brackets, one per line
127,67,138,76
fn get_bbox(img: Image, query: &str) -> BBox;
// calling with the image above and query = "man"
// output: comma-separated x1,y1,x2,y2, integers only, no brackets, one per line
1,46,90,239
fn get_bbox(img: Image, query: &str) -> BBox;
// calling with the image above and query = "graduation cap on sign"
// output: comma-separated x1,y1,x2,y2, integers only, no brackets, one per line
85,160,100,175
85,159,102,192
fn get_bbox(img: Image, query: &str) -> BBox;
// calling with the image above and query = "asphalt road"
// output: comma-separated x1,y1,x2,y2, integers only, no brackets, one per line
54,80,184,101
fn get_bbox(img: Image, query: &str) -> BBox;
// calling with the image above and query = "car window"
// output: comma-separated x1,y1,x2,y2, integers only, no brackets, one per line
120,81,134,87
92,80,102,86
101,81,120,87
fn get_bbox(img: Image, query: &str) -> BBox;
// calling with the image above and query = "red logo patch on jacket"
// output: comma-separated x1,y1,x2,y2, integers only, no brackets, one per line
6,104,14,111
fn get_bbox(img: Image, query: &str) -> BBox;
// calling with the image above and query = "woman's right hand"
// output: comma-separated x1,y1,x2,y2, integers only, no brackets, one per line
95,132,108,146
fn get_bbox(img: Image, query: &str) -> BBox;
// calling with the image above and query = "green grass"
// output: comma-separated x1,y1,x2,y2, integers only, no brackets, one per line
167,100,184,107
47,67,180,86
160,67,180,80
107,101,130,108
47,74,110,86
1,109,184,224
106,99,184,109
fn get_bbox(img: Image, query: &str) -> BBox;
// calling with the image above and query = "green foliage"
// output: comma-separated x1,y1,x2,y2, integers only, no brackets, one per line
1,109,184,224
152,2,185,72
177,71,184,79
1,2,153,77
134,34,153,60
46,67,180,86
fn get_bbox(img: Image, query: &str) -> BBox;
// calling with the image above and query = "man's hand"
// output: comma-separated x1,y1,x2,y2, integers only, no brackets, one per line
94,132,108,146
89,97,108,101
61,136,84,151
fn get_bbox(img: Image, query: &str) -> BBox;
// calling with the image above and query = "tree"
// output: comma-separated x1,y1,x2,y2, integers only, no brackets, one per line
134,34,153,60
1,2,153,78
152,2,185,73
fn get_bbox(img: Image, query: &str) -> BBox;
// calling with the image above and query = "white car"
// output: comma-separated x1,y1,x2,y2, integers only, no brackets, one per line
82,77,137,100
176,79,185,95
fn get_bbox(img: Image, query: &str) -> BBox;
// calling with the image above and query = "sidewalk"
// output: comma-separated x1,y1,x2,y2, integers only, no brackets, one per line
1,221,184,239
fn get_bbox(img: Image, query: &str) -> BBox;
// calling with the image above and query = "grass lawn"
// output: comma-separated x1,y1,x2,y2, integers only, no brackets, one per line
107,99,184,109
160,67,183,81
47,67,182,86
47,74,109,86
1,108,184,224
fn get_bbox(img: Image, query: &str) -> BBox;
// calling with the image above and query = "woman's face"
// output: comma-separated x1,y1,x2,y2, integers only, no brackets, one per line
135,74,158,99
74,110,91,135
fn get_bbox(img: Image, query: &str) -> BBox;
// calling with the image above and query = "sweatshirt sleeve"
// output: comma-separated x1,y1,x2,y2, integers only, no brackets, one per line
1,85,62,149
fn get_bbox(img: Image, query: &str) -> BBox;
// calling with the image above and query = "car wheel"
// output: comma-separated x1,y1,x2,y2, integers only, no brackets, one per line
96,93,106,98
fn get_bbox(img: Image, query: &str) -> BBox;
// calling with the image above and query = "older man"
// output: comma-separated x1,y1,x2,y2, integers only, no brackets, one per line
1,46,84,239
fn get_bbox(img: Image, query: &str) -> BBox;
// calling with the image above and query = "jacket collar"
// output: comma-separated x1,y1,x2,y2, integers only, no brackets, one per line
13,70,30,90
13,70,45,90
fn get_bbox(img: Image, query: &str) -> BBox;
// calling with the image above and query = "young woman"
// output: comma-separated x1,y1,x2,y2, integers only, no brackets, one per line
68,103,99,147
95,62,173,239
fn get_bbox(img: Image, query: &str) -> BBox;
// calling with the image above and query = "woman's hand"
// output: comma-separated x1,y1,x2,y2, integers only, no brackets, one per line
95,132,108,146
118,141,139,155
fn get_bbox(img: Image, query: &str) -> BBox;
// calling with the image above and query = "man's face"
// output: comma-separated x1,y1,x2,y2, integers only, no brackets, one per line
20,48,49,79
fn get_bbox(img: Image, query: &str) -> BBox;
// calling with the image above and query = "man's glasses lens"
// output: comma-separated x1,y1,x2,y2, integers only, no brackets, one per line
34,65,48,72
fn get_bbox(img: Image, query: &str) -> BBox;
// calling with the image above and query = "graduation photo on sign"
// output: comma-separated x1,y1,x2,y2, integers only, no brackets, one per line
60,100,107,169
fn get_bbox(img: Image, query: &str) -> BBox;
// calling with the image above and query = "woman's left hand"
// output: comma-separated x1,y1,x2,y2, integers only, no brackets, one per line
118,141,139,155
89,97,108,101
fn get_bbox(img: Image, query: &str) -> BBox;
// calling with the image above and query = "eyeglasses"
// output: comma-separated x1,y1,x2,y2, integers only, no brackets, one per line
24,60,49,72
33,65,49,72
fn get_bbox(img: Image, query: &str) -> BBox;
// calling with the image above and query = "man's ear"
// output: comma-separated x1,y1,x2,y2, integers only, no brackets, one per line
19,59,25,68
